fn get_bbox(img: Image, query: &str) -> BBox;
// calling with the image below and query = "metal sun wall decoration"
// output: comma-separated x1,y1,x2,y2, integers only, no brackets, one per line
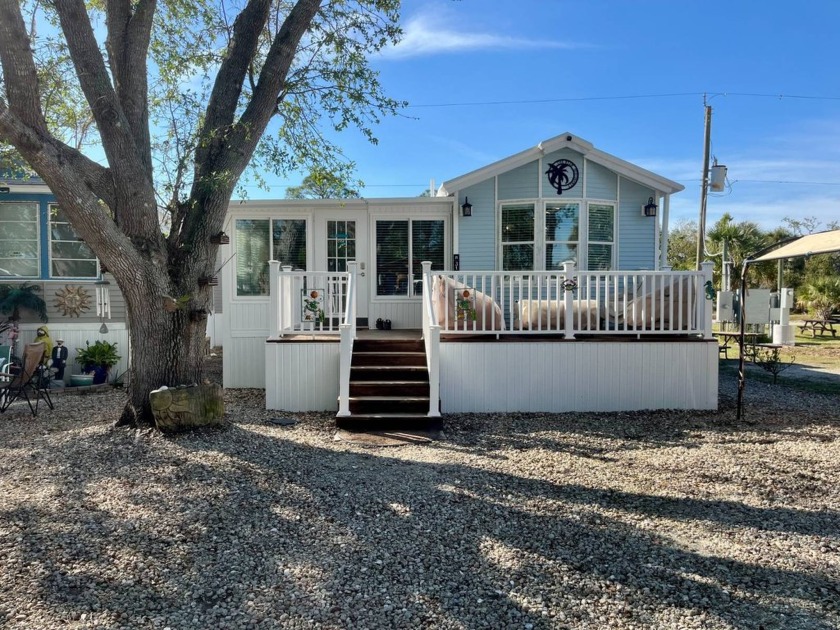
545,159,579,195
54,285,92,317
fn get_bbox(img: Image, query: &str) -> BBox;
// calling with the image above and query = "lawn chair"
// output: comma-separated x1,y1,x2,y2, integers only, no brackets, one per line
0,342,53,415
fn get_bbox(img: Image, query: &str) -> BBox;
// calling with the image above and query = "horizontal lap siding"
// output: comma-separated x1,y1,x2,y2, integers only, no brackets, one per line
439,341,718,413
498,160,539,200
618,178,656,270
458,179,496,270
585,160,618,200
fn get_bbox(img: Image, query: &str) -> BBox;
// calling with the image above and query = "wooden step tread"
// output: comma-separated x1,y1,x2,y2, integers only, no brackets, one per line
351,365,427,371
349,396,430,402
350,379,429,388
353,350,426,357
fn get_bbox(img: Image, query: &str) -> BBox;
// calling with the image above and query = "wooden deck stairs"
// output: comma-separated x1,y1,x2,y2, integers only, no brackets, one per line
336,338,440,431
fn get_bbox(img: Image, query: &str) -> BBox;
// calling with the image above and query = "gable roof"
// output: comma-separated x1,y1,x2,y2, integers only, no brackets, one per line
438,132,685,196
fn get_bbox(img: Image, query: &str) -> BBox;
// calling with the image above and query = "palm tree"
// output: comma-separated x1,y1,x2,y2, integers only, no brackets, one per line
0,283,48,355
706,213,766,290
797,276,840,319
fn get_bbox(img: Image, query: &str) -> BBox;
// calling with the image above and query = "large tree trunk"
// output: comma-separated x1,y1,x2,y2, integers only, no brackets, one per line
116,267,213,426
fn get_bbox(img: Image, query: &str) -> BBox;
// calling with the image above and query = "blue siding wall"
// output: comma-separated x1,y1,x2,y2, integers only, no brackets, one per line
585,160,618,200
618,178,656,270
541,148,583,198
498,160,539,200
458,179,496,270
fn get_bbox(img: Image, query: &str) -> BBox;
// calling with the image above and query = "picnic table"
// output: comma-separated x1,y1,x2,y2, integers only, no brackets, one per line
713,331,761,359
798,319,837,337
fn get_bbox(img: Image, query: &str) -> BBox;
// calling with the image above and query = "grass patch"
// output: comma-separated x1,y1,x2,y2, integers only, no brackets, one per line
719,361,840,396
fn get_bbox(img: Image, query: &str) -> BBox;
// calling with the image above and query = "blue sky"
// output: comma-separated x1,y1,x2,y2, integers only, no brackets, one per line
251,0,840,232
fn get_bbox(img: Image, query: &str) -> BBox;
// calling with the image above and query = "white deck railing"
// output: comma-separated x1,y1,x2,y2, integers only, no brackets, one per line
424,262,715,339
268,261,357,338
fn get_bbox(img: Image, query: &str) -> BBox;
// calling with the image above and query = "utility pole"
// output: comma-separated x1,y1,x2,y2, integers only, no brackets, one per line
696,100,712,270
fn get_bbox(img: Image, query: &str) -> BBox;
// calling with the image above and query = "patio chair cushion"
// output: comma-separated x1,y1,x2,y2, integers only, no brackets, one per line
431,275,505,331
610,276,696,329
517,299,602,331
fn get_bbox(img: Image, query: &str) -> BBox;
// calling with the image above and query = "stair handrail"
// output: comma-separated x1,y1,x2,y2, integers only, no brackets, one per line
337,262,358,417
421,261,441,417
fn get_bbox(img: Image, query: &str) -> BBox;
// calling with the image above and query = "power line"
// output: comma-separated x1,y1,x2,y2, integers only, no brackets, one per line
407,91,840,109
733,179,840,186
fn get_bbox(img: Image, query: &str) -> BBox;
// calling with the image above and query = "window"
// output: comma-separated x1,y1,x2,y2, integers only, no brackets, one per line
411,220,445,295
545,202,579,270
272,219,307,269
0,202,39,277
49,205,97,278
587,203,615,270
500,203,535,271
235,219,270,296
235,218,307,296
375,219,444,297
327,220,356,272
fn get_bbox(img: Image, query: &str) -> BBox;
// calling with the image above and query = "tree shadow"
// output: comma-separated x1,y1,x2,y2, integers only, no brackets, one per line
4,416,838,629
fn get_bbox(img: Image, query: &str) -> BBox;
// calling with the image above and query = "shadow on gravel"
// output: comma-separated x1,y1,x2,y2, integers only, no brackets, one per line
3,420,838,629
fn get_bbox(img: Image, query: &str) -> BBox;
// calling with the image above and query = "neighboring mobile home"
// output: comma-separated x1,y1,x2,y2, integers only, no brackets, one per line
0,173,130,379
222,133,718,423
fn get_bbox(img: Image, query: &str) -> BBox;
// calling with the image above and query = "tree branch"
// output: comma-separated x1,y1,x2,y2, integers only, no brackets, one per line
194,0,272,168
106,0,156,175
0,0,48,134
53,0,160,245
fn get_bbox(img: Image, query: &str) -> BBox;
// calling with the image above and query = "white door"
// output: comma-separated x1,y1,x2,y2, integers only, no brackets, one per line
314,211,369,323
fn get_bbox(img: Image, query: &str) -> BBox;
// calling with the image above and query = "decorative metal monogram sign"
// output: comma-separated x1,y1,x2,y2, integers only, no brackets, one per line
545,159,579,195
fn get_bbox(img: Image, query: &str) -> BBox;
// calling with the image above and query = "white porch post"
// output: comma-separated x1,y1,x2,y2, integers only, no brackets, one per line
268,261,280,339
281,264,293,333
563,261,576,340
421,261,441,417
347,261,358,337
700,261,715,339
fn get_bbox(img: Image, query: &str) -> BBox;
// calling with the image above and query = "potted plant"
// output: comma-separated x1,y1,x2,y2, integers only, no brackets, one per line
74,340,121,385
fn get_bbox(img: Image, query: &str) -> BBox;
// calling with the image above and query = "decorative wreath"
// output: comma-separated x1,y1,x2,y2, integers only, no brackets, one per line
54,285,92,317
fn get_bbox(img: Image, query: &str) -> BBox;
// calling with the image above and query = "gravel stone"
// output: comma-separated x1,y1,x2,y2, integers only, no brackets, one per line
0,355,838,629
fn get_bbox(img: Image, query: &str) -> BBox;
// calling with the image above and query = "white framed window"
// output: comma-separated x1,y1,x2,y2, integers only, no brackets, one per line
587,202,615,271
545,202,579,270
234,218,308,297
498,198,616,271
49,204,98,278
327,220,355,272
500,203,535,271
0,201,39,277
374,219,445,297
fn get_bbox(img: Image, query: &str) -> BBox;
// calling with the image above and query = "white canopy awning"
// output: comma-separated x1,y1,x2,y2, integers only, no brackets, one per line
752,229,840,263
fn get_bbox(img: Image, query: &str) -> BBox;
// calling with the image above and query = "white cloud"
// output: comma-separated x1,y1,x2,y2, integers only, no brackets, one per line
380,11,590,60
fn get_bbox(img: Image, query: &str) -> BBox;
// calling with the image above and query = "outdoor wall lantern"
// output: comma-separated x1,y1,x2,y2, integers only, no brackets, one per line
461,197,472,217
643,197,658,217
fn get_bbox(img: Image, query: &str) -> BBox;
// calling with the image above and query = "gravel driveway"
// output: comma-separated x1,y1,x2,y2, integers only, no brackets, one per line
0,366,838,629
